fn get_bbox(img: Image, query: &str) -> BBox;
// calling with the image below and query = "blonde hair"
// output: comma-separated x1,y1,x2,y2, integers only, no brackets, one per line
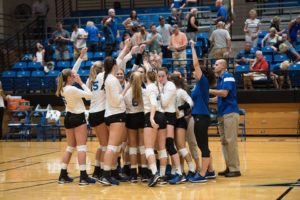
55,69,72,97
86,21,95,27
87,61,103,89
269,27,277,33
279,43,289,53
130,72,143,107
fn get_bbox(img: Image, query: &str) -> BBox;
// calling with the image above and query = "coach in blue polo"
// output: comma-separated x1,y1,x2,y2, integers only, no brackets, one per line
209,59,241,178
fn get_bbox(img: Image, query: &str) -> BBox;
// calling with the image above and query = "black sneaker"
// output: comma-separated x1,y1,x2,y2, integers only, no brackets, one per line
140,168,149,182
123,164,131,177
58,170,73,184
129,175,138,183
218,168,229,176
112,170,129,182
92,167,101,180
159,176,169,185
148,173,161,187
99,176,120,186
79,176,96,185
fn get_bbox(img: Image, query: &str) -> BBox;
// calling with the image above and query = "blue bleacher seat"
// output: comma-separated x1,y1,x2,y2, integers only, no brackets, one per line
71,60,85,69
84,60,92,69
1,71,16,91
186,49,192,58
56,61,70,70
288,64,300,87
262,46,274,54
28,62,43,71
258,31,268,38
263,55,273,63
12,62,27,71
30,71,45,91
235,65,250,88
44,70,60,91
87,52,93,59
93,51,105,60
15,71,31,92
78,69,90,83
273,54,288,63
112,51,118,58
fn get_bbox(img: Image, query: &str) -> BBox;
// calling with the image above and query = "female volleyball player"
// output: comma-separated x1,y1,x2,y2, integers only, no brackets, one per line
86,61,109,181
57,48,96,185
99,57,129,186
157,67,184,184
143,70,167,187
170,74,197,180
189,40,216,183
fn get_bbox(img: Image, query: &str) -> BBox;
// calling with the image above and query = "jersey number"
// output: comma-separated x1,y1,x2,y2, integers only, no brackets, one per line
92,81,99,91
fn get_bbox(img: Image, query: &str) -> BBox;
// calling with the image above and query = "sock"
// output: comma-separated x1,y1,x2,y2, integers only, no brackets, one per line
79,164,86,171
175,165,182,175
171,166,176,175
160,166,166,177
61,163,67,170
149,163,157,175
95,160,101,167
187,161,196,173
131,165,138,169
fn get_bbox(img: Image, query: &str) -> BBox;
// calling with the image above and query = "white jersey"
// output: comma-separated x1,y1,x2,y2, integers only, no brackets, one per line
104,74,126,117
176,88,193,119
124,87,144,114
61,84,92,114
161,81,177,113
143,83,164,114
86,72,106,113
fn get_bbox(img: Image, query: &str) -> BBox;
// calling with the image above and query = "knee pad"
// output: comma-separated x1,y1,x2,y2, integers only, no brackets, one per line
101,146,107,152
76,145,87,152
158,149,168,159
166,137,177,156
66,146,75,153
138,146,145,155
145,148,154,158
129,147,138,155
107,145,118,153
179,148,189,158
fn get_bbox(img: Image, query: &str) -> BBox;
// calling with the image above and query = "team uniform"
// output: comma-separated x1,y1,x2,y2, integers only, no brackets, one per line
86,72,106,127
175,88,193,129
160,81,177,126
143,83,166,129
124,88,145,129
104,74,126,125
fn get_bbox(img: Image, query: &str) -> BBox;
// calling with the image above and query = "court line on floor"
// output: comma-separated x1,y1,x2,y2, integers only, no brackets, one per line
0,178,58,184
0,151,60,164
276,178,300,200
0,162,41,172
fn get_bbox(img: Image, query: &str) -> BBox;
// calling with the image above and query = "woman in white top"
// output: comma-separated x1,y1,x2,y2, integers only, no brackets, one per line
143,70,167,187
157,67,184,184
170,74,196,179
244,9,260,47
124,72,148,182
86,61,109,181
33,42,45,64
56,48,95,185
99,56,129,186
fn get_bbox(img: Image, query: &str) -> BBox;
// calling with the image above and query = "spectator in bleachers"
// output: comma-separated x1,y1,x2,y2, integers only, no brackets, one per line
51,22,70,61
33,42,45,64
215,0,228,24
288,15,300,46
157,16,173,58
278,33,293,48
144,24,163,56
261,27,280,51
235,42,255,66
244,9,260,47
122,10,139,31
85,21,100,53
270,16,285,35
119,32,131,50
243,51,269,90
71,24,88,61
131,24,148,46
209,21,232,59
171,0,186,9
102,16,116,56
44,39,55,73
280,43,300,65
169,24,188,78
168,8,181,27
186,8,199,41
108,8,120,40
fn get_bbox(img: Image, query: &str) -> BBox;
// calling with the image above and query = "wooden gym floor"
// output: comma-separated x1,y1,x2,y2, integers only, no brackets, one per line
0,137,299,200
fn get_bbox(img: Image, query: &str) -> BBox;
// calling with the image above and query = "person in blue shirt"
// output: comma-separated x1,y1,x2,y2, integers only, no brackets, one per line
102,17,116,56
209,59,241,178
215,0,228,24
188,40,217,183
108,8,120,39
235,42,255,66
85,21,100,53
171,0,186,9
288,15,300,46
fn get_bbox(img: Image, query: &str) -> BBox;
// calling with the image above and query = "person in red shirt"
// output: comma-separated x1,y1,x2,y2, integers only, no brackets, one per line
243,51,269,89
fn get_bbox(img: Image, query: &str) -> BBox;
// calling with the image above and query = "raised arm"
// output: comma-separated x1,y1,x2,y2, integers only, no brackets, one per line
190,40,202,80
72,47,88,73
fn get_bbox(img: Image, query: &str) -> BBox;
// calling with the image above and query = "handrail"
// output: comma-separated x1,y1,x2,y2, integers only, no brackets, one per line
255,1,297,6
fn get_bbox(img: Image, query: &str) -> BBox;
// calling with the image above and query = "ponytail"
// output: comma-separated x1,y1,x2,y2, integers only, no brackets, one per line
130,72,143,107
88,61,103,89
55,69,72,97
101,57,116,90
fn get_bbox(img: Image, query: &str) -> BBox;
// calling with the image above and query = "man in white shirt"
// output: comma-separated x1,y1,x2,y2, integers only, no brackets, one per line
71,24,88,60
209,21,232,59
157,16,173,58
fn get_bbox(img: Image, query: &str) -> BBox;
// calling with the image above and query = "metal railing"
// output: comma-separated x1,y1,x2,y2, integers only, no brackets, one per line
55,0,72,18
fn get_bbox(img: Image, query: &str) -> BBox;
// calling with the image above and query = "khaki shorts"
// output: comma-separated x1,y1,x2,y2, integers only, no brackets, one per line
74,47,88,61
173,50,187,67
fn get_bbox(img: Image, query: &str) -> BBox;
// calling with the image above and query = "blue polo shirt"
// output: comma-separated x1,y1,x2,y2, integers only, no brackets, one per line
109,18,118,37
85,26,99,43
191,75,210,116
103,25,115,45
217,71,239,116
217,6,228,23
172,0,186,8
236,49,255,65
